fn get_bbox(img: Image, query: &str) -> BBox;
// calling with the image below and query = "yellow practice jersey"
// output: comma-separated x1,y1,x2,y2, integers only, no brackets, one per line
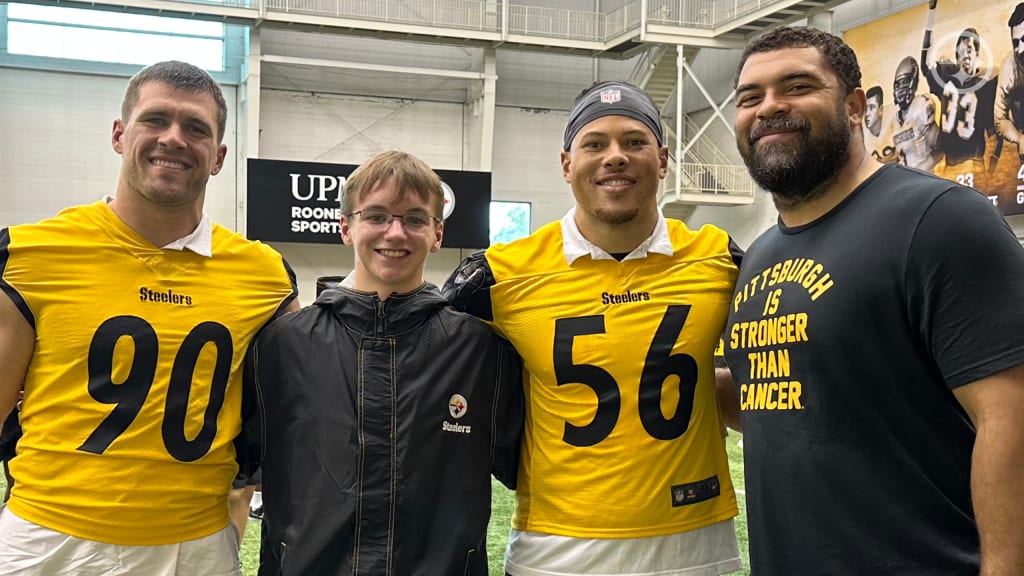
484,219,739,538
1,201,296,545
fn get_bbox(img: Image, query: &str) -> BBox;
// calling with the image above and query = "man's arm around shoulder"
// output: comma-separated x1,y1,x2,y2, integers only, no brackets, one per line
954,362,1024,575
442,250,495,321
491,336,524,490
235,297,300,479
715,367,741,433
0,292,33,423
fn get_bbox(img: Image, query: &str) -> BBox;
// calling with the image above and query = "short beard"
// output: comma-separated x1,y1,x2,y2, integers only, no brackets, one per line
591,205,641,226
741,110,851,210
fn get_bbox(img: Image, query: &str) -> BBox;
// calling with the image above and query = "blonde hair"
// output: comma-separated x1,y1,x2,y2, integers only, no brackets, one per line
341,151,444,218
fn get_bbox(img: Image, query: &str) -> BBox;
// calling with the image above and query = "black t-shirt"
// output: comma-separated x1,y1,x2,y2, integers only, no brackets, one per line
724,164,1024,575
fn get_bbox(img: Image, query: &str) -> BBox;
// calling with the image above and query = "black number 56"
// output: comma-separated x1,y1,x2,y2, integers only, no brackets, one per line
553,305,698,447
77,315,233,462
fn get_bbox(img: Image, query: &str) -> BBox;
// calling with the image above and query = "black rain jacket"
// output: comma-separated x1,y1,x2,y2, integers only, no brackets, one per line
253,284,523,576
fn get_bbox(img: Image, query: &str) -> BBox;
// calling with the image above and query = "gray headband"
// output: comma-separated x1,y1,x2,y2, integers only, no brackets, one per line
563,82,664,151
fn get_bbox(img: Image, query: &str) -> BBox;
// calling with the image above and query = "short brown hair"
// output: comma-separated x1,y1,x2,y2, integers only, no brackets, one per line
121,60,228,143
341,151,444,218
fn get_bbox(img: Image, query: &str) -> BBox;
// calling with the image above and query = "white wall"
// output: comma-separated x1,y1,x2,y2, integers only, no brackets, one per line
0,67,239,230
492,105,574,226
259,90,465,168
0,69,115,226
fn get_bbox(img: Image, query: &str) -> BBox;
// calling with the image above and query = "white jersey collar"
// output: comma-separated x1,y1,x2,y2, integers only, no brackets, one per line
560,207,673,265
104,195,213,257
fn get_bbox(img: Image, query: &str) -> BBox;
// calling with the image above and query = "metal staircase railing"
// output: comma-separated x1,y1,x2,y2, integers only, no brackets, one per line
627,40,756,211
617,37,757,211
662,118,754,201
628,44,669,91
51,0,835,50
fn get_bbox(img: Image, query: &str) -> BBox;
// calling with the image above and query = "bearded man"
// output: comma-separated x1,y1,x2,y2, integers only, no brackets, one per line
725,25,1024,576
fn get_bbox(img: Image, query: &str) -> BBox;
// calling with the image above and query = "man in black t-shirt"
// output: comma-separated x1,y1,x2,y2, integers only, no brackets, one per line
730,26,1024,575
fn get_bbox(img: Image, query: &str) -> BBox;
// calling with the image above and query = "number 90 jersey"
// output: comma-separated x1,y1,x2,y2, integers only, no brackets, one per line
0,201,297,545
453,219,740,538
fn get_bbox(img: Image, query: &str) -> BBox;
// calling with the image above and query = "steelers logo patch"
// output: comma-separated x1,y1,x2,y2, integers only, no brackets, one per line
448,394,468,419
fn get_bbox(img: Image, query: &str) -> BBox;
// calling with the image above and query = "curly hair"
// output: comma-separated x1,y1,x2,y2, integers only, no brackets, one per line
736,26,863,95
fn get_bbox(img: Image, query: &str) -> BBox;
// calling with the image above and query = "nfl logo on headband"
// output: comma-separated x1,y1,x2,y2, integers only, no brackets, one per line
600,89,621,104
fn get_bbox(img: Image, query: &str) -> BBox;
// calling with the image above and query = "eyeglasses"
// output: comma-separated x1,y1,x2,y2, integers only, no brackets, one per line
347,210,441,232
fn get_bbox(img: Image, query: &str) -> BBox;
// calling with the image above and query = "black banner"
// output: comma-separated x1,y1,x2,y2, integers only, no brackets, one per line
247,158,491,248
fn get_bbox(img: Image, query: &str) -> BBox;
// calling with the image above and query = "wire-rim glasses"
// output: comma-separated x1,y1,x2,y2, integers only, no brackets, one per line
347,210,441,233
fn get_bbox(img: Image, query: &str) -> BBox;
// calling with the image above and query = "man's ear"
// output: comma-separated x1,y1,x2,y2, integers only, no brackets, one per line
431,221,444,253
341,215,353,245
847,88,867,128
561,150,572,183
112,119,125,155
210,144,228,176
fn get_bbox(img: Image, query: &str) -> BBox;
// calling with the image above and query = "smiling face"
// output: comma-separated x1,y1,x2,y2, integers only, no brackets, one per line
734,47,856,204
956,34,980,77
112,81,226,211
560,114,667,232
341,175,442,299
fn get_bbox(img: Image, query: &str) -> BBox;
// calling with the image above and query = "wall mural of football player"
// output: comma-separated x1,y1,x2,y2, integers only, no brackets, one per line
846,0,1024,214
923,0,999,190
889,56,943,171
995,3,1024,161
866,85,885,137
864,85,899,163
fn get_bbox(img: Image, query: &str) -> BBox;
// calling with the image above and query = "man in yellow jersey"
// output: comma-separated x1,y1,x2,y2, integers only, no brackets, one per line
0,60,298,575
445,81,743,576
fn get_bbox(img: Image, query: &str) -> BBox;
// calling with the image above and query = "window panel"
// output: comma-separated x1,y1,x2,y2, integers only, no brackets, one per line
8,22,224,71
4,3,228,73
8,3,223,36
490,201,532,245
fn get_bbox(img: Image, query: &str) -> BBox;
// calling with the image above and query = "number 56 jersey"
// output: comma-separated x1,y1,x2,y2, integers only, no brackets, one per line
446,216,741,538
0,201,297,545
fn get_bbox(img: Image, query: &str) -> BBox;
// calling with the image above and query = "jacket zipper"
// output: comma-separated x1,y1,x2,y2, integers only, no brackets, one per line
374,297,387,337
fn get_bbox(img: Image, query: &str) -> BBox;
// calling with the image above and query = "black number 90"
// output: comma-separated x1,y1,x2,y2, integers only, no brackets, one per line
77,315,233,462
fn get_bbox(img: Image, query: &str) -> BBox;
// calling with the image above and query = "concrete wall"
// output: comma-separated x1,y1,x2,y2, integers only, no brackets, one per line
0,68,238,229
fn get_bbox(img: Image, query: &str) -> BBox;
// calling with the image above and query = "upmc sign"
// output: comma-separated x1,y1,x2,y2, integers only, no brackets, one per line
247,158,491,249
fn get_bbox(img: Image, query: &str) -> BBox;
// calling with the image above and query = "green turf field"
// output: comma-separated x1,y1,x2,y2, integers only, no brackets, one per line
0,432,749,576
239,431,749,575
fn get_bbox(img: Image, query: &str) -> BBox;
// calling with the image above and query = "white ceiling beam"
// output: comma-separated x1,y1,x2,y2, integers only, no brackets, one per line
260,54,493,81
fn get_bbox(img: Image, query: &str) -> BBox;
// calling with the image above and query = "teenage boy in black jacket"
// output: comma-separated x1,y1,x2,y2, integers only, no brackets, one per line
254,151,523,576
